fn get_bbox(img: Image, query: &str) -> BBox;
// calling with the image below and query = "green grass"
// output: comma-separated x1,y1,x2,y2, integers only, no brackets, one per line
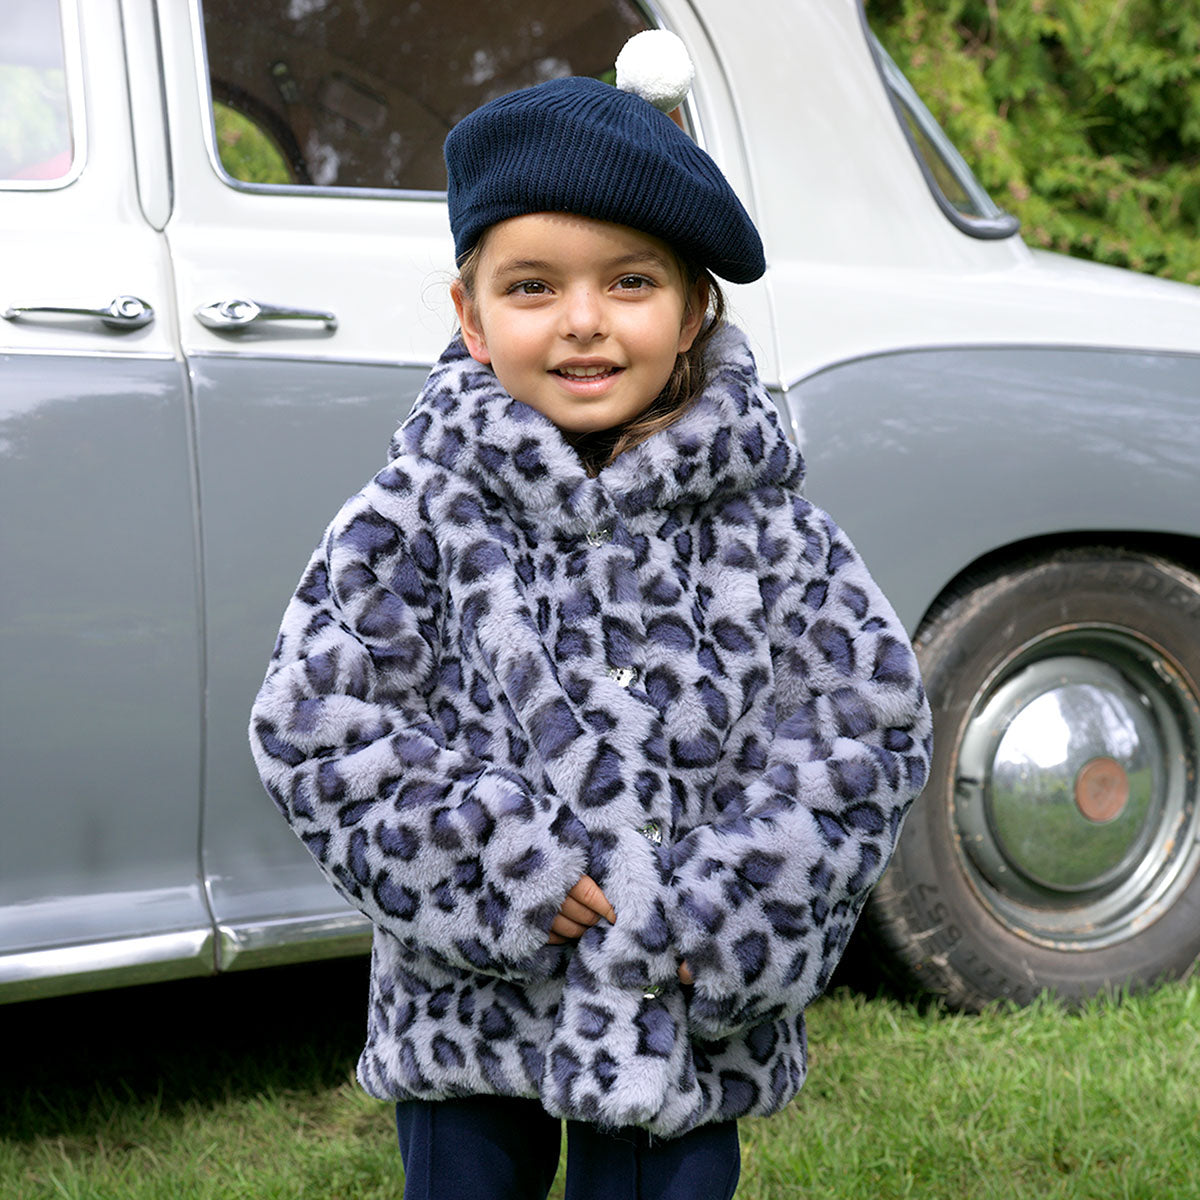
3,959,1198,1199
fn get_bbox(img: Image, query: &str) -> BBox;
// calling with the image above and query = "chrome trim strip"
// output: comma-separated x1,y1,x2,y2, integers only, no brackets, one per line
216,912,372,971
0,928,214,1005
211,178,447,204
190,348,435,370
0,346,176,362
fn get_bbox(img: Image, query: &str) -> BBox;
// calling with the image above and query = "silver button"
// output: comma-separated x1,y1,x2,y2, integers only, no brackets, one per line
606,666,639,688
642,984,663,1000
637,821,662,846
585,526,613,547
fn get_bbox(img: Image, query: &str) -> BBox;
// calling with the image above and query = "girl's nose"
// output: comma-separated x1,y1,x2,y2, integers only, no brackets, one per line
560,286,605,341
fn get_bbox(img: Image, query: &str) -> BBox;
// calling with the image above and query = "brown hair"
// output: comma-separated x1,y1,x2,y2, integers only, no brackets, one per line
454,240,726,476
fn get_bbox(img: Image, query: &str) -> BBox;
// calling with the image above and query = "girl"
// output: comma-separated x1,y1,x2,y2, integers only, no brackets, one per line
250,30,932,1200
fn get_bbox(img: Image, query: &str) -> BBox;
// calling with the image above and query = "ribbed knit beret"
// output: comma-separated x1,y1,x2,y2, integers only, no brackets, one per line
444,44,765,284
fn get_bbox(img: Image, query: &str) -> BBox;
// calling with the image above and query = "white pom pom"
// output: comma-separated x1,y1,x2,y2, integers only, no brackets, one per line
615,30,694,113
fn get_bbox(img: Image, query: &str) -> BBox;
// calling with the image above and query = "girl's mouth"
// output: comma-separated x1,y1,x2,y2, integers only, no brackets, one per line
553,365,621,379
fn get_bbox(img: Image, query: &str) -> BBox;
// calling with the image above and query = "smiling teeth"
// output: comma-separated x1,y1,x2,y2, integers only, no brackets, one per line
558,366,614,378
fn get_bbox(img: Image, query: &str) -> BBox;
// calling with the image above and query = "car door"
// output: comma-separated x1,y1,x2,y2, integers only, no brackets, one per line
0,0,210,997
153,0,686,971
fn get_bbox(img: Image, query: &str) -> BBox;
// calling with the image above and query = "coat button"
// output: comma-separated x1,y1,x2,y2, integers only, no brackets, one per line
585,526,613,547
606,665,639,688
637,821,662,845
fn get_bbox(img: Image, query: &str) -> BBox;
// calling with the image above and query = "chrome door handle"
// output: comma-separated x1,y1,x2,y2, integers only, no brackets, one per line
194,298,338,332
2,295,155,330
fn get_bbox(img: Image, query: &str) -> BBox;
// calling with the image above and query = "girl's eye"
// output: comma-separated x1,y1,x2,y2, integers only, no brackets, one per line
615,275,652,291
509,280,547,295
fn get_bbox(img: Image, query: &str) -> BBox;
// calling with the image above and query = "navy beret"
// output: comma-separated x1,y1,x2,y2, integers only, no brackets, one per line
444,76,765,284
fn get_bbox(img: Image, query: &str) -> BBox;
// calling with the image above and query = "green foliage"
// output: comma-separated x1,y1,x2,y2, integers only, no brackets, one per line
214,102,292,186
867,0,1200,283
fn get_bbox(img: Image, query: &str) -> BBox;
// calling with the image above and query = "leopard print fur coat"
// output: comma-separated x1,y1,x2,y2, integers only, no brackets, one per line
249,322,932,1137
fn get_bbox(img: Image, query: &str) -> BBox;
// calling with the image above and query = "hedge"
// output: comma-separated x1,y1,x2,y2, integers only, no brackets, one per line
867,0,1200,283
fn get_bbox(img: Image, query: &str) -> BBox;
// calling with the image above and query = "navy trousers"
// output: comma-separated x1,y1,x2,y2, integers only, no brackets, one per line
395,1095,740,1200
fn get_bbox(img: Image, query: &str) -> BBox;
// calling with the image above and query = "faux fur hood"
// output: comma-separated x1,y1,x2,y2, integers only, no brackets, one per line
388,324,802,530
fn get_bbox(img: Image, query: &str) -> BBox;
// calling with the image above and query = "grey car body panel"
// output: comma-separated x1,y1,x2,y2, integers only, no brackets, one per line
790,346,1200,632
191,355,428,951
0,354,210,982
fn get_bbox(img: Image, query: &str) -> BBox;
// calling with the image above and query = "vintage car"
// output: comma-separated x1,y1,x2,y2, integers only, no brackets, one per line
3,0,1199,1013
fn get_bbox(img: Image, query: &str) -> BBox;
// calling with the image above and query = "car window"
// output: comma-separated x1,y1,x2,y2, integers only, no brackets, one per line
0,0,78,188
870,36,1019,241
200,0,650,194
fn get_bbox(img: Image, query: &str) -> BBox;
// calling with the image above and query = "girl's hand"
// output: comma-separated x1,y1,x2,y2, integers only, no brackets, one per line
547,874,617,944
677,961,693,986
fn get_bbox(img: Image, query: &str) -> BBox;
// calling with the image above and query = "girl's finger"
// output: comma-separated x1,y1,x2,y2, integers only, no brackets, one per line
568,875,617,924
677,960,694,985
551,914,590,940
558,894,602,927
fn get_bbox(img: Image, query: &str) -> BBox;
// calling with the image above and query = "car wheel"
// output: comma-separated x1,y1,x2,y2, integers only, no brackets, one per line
864,547,1200,1011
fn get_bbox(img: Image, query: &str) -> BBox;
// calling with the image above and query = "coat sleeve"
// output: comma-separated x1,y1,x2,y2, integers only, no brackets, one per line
665,494,932,1039
248,494,590,979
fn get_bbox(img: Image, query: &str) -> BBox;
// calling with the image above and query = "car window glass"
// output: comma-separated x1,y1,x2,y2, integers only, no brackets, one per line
870,35,1019,240
201,0,650,194
0,0,75,187
895,102,977,216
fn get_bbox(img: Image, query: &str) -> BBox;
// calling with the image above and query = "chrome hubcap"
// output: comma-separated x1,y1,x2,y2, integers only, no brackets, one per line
953,627,1200,949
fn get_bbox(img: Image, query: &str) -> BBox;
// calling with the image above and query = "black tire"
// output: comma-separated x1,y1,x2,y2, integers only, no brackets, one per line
864,547,1200,1011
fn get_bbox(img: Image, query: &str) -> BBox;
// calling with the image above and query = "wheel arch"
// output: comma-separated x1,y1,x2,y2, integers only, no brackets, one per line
791,343,1200,638
913,529,1200,639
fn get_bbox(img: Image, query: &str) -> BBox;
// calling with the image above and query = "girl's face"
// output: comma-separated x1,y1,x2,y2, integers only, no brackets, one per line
453,212,706,435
